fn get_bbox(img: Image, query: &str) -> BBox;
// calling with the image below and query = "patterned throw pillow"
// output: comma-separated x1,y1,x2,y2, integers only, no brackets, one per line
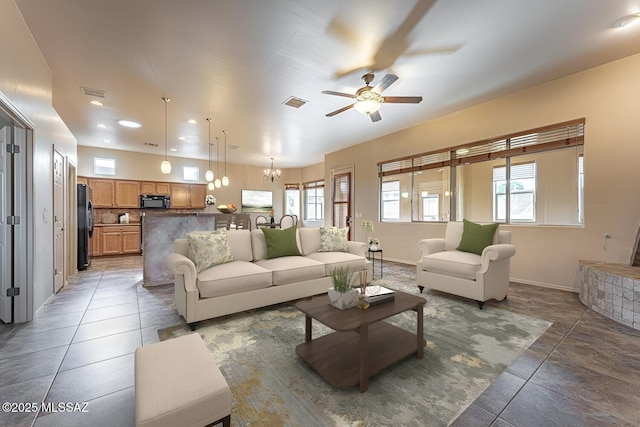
186,230,234,272
318,226,349,252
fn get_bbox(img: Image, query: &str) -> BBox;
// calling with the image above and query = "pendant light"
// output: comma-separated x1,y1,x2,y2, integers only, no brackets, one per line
222,129,230,186
205,118,214,182
214,136,222,188
160,97,172,174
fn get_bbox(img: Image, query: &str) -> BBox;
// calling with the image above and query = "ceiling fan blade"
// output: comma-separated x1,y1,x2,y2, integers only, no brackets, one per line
326,104,355,117
383,96,423,104
369,111,382,122
321,90,355,99
373,74,399,94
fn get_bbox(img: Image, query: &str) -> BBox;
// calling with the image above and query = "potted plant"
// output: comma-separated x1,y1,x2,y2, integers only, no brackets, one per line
328,267,358,309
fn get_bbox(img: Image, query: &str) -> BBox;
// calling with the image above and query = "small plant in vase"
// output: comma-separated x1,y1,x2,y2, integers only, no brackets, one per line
368,238,380,251
328,267,358,309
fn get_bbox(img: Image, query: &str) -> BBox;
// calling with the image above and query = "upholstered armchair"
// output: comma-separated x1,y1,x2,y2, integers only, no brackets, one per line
416,221,516,308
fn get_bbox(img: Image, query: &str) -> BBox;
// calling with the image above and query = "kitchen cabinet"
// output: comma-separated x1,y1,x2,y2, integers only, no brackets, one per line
115,181,140,207
189,185,206,208
141,182,171,195
101,224,141,255
92,227,102,256
77,176,88,186
171,184,206,208
88,179,115,207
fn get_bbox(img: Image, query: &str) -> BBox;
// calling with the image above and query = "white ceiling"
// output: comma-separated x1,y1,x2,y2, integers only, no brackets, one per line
15,0,640,168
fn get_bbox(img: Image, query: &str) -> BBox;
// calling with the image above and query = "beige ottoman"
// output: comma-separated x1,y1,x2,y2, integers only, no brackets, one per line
135,333,232,427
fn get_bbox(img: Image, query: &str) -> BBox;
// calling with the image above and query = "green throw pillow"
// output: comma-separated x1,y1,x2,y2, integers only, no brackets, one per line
456,219,499,255
318,226,349,252
261,226,301,259
186,230,234,273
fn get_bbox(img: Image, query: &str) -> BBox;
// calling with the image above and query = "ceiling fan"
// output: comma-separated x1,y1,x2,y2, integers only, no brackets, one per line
322,72,422,122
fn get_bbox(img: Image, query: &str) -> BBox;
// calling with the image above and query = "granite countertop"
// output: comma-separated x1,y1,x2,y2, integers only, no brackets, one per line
579,260,640,280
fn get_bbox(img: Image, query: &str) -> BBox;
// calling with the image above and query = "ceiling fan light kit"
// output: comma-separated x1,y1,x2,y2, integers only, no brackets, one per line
322,72,421,122
160,97,171,174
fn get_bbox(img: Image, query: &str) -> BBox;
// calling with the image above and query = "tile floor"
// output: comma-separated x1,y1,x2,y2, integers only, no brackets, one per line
1,256,639,426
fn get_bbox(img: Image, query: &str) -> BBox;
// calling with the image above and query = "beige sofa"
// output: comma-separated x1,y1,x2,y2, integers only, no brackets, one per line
416,221,516,308
166,227,372,327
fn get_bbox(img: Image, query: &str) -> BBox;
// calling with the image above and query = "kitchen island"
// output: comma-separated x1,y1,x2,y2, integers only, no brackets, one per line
142,212,251,286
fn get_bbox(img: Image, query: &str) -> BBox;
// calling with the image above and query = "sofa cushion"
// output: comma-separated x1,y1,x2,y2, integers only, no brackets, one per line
261,226,302,259
457,219,499,255
420,250,481,280
255,256,325,285
318,226,349,252
226,229,253,261
299,228,321,256
197,261,272,298
306,252,366,276
186,231,234,273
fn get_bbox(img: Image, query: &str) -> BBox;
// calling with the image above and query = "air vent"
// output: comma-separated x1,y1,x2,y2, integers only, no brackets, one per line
227,145,239,150
283,96,308,108
144,142,158,147
80,86,106,99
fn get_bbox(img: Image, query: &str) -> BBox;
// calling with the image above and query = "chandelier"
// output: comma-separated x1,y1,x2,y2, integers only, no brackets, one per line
263,157,281,182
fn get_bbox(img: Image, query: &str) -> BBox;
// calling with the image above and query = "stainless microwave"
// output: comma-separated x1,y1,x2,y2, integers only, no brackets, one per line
140,194,171,209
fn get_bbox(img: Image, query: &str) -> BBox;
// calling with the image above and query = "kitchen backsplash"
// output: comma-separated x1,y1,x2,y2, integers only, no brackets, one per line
94,208,205,224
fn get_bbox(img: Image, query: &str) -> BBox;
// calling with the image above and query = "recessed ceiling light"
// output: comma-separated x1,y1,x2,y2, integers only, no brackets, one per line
90,100,103,106
102,139,111,143
96,123,107,128
170,148,177,152
615,13,640,28
178,136,186,141
117,119,142,128
188,119,197,124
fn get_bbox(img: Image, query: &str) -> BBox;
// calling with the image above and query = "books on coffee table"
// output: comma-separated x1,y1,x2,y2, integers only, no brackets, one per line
359,286,395,305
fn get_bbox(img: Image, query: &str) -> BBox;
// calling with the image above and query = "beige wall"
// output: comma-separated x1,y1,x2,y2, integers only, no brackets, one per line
1,1,77,311
78,146,324,219
325,53,640,291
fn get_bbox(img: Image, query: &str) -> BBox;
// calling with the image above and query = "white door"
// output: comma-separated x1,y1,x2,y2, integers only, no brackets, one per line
0,125,11,322
53,149,64,293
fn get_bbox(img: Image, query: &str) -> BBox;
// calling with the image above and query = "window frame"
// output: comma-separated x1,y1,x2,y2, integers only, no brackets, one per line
303,180,324,221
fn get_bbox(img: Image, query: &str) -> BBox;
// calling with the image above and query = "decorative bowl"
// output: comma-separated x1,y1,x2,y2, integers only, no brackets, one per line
217,207,237,214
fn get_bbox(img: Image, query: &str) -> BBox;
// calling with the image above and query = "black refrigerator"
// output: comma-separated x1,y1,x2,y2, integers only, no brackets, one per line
77,184,94,270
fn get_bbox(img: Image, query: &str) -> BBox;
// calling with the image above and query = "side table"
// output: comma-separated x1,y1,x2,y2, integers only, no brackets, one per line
367,248,383,278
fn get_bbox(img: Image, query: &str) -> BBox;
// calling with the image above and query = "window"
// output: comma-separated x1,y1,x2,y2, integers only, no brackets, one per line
183,166,199,182
578,155,584,223
381,180,400,220
303,180,324,220
284,183,300,217
493,162,536,222
378,118,585,226
94,158,115,175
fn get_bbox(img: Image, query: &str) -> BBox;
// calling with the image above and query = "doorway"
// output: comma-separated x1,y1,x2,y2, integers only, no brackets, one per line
0,96,33,324
331,166,354,240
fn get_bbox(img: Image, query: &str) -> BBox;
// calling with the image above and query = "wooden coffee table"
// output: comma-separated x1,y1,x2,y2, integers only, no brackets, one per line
295,289,426,392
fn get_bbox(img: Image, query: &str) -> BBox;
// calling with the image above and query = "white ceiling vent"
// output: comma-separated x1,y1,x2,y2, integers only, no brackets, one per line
80,86,106,99
283,96,308,108
144,142,158,147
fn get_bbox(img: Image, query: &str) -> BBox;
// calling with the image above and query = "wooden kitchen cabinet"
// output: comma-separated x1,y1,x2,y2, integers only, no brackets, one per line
77,176,88,186
189,185,206,208
101,225,141,255
88,179,115,207
170,184,206,208
141,182,171,195
91,227,102,256
115,180,140,207
170,184,190,208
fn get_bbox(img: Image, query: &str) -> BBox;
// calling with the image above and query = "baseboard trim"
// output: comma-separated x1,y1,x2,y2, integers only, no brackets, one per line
510,278,578,293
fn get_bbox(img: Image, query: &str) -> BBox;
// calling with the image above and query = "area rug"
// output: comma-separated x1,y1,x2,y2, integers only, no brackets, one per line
159,279,550,427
